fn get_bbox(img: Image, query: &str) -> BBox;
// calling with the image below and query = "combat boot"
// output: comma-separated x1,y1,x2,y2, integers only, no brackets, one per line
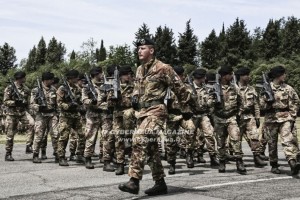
69,153,76,161
118,177,139,194
5,152,14,161
25,145,33,154
53,153,59,163
144,178,168,196
270,162,281,174
76,154,85,163
168,161,176,175
236,158,247,175
85,157,94,169
210,154,219,167
33,153,41,163
289,159,300,175
197,154,206,163
41,149,47,160
186,150,194,168
254,154,267,168
259,152,269,161
103,160,115,172
115,164,125,175
219,159,226,173
59,157,69,166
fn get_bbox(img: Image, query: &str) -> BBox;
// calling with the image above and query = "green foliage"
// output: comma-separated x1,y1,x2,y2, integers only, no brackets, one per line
262,19,282,60
35,37,47,66
200,29,219,69
281,16,300,58
0,42,17,75
70,50,76,60
46,37,66,66
99,40,107,62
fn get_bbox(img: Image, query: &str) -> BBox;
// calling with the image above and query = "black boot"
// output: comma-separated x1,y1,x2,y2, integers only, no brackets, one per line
53,153,59,163
69,153,76,161
85,157,94,169
289,159,300,175
41,149,47,160
236,158,247,175
103,160,115,172
254,154,267,168
59,157,69,166
197,153,206,163
119,177,139,194
210,155,219,167
26,145,33,154
219,159,226,173
270,162,281,174
144,178,168,196
259,152,269,161
168,161,176,175
33,153,41,163
76,154,85,163
5,152,14,161
186,150,194,168
115,163,125,175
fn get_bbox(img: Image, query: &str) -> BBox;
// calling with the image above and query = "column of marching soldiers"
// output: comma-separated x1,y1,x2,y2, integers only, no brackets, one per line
1,38,300,196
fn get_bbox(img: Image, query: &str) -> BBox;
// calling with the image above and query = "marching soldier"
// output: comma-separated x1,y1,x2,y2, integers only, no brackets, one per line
260,65,300,175
213,66,246,175
30,72,58,163
56,69,84,166
119,38,192,196
3,71,34,161
235,67,267,167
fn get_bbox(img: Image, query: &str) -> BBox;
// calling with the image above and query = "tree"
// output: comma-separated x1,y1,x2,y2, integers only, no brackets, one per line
154,25,177,65
99,39,107,62
79,37,97,63
25,46,37,72
177,19,198,66
46,37,66,65
0,42,17,75
200,29,219,69
70,50,76,60
281,16,300,57
218,23,228,66
250,27,264,61
35,37,47,66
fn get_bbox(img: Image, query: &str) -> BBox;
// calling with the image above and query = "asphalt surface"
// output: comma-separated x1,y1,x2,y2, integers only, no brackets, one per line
1,142,300,200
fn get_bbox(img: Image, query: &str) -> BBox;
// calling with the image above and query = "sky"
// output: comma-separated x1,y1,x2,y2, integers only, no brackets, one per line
1,0,300,64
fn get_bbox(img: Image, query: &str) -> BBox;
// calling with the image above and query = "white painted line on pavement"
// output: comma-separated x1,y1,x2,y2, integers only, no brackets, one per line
193,176,292,189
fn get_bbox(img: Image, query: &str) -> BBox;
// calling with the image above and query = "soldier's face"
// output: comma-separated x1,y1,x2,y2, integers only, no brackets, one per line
278,73,286,83
138,45,154,62
194,77,205,85
240,74,250,83
121,74,130,83
18,77,26,84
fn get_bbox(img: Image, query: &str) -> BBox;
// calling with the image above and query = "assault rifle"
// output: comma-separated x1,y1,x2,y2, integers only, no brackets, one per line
84,73,98,102
112,66,120,99
207,74,223,105
164,87,171,106
61,76,78,106
100,67,120,99
8,77,26,104
187,75,197,95
36,78,47,107
256,72,274,102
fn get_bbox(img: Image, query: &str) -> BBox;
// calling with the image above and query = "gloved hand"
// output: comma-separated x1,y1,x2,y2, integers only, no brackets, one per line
91,99,97,105
131,95,139,110
15,99,24,107
182,112,193,120
39,105,47,112
255,118,260,128
69,102,78,110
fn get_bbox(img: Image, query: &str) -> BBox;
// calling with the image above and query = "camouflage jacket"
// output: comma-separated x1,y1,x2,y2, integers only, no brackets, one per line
30,83,57,117
120,82,134,109
237,84,260,120
82,79,102,118
57,81,82,118
3,82,30,116
260,82,299,123
194,82,214,116
133,58,191,119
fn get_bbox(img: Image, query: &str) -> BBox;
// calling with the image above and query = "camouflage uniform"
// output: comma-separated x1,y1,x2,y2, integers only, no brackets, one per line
3,81,34,155
30,83,58,159
128,58,191,181
56,82,84,161
260,82,300,163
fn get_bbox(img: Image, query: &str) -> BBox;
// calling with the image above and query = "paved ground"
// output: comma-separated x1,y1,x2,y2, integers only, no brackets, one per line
0,142,300,200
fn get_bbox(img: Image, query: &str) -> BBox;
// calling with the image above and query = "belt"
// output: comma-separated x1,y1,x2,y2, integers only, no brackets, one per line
215,109,237,118
139,100,163,109
274,108,289,112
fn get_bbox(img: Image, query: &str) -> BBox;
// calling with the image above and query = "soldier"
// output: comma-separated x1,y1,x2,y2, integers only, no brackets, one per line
213,66,246,175
235,67,267,167
260,65,300,175
192,69,219,167
119,38,192,196
56,69,84,166
30,72,57,163
3,71,34,161
82,67,103,169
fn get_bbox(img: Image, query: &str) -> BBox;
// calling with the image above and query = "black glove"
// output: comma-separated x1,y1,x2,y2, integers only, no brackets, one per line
182,112,193,120
255,118,260,128
131,96,139,110
15,99,24,107
91,99,97,105
39,105,47,112
69,102,78,110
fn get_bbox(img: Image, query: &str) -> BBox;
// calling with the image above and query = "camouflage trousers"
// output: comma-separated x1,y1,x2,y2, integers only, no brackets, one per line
84,116,101,158
263,121,299,162
164,117,196,163
57,116,84,158
123,108,136,154
102,114,125,164
0,115,4,134
33,114,59,155
194,116,217,156
239,118,261,155
128,115,165,181
5,114,34,153
214,117,242,160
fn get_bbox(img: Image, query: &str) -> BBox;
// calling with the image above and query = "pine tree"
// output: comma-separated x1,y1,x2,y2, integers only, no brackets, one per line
281,16,300,57
262,19,282,60
0,42,17,75
25,46,37,72
177,19,198,66
99,39,107,61
249,27,264,61
218,23,228,66
154,25,177,65
200,29,219,69
46,37,66,65
70,50,76,60
35,37,47,66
